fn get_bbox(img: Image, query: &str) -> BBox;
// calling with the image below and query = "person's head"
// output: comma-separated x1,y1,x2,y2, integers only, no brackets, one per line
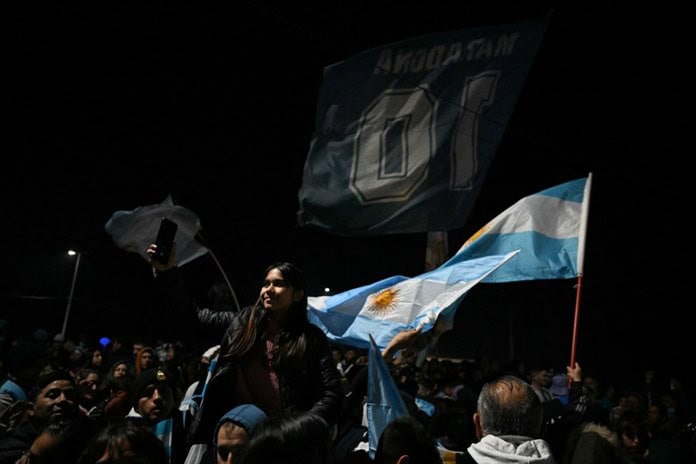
617,390,645,415
130,368,174,424
214,404,267,464
76,367,101,407
259,262,307,323
70,347,86,368
474,375,544,440
528,367,551,389
344,349,358,363
374,415,441,464
138,347,156,371
112,360,131,379
241,411,331,464
77,420,168,464
90,348,104,368
165,344,177,362
27,369,78,427
616,410,649,457
133,342,145,357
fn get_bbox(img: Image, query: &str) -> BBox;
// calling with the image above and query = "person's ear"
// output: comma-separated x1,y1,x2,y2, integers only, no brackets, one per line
26,402,35,417
473,412,483,440
293,289,304,302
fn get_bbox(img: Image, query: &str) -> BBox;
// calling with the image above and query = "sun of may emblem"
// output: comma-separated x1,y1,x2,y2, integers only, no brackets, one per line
367,287,399,315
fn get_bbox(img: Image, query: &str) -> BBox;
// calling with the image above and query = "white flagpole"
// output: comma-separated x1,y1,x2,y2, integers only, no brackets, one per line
61,251,82,337
577,172,592,276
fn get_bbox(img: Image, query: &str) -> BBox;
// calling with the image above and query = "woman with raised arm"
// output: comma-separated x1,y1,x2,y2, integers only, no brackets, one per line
147,243,343,454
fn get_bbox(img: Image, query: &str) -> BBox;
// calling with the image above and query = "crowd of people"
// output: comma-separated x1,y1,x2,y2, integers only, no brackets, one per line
1,250,694,463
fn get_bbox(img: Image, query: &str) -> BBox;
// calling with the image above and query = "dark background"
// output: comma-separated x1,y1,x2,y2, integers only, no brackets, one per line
2,4,693,386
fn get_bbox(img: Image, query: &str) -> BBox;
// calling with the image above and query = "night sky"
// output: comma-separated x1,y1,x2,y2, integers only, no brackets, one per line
3,4,694,386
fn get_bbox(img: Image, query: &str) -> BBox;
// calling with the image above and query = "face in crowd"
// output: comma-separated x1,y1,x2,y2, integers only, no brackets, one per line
216,422,249,464
29,379,78,425
78,371,100,405
136,383,173,424
259,268,304,315
113,362,129,379
140,350,155,370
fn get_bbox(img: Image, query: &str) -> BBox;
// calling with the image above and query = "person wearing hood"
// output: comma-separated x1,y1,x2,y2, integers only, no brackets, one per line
206,404,267,464
464,375,556,464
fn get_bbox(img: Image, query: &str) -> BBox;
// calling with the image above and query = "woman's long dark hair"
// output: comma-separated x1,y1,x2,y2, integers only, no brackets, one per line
263,262,309,372
227,262,310,371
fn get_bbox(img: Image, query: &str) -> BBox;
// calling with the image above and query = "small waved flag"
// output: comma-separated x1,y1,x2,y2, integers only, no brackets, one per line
307,251,518,352
366,334,409,459
105,195,209,266
441,174,592,282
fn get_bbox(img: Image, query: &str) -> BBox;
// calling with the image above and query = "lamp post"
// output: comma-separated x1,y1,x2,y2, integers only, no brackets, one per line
61,250,82,337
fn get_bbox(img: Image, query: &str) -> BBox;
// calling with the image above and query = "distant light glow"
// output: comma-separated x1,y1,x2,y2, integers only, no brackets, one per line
99,337,112,348
324,287,331,293
67,250,77,256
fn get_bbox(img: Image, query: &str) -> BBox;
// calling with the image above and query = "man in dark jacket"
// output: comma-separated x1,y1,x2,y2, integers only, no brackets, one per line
0,369,98,464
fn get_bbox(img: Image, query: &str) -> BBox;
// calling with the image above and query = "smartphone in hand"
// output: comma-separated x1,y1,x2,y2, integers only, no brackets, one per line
153,217,178,262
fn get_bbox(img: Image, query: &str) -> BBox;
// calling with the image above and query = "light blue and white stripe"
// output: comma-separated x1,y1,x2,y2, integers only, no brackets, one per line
308,251,518,351
441,175,591,282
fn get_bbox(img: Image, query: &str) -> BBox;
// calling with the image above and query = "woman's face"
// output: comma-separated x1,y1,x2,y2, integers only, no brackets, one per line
260,268,302,314
113,363,128,378
92,350,103,366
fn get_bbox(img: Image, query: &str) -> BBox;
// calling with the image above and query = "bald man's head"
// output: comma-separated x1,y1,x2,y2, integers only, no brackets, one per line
474,375,544,439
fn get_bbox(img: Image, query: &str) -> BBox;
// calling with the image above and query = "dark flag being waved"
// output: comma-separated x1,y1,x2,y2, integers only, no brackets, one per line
298,19,547,235
105,195,209,266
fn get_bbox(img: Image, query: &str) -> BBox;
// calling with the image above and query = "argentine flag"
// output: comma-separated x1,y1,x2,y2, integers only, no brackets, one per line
366,334,410,459
442,174,592,282
308,251,518,351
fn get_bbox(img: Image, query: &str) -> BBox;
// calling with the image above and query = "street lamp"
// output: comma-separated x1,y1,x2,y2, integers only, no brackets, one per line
61,250,82,337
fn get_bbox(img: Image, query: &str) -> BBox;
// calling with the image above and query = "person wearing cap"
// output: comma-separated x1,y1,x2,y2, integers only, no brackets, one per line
126,368,184,464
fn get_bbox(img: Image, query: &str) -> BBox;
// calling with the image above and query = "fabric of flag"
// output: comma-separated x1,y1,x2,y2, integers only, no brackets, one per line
105,195,209,266
307,251,518,352
154,417,173,462
441,175,592,282
366,334,409,459
298,20,547,235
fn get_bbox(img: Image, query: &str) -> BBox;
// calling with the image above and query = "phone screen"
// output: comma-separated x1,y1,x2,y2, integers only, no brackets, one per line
154,217,178,261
